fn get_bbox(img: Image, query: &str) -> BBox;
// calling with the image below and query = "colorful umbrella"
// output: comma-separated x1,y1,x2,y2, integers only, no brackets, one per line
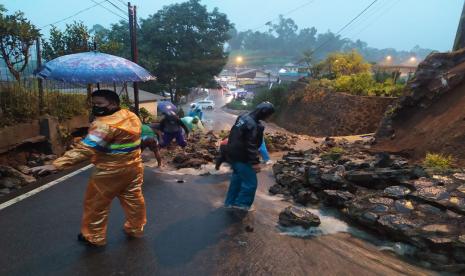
35,51,155,83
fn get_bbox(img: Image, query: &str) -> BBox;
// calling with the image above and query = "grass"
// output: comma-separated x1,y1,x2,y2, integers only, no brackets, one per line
422,153,454,173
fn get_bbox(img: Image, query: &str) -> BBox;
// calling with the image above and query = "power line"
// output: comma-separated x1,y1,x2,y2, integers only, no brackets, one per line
313,0,379,53
105,0,128,15
349,0,401,40
338,0,389,38
249,0,317,31
116,0,128,7
40,0,108,28
90,0,128,21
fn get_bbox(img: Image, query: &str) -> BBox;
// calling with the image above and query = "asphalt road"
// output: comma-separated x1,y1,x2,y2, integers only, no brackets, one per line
0,94,434,276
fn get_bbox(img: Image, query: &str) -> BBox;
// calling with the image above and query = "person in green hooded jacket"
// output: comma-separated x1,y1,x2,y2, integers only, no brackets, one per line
141,124,162,167
181,116,205,133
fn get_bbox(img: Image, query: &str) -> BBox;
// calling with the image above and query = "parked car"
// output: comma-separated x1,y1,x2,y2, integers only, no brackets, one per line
196,100,215,110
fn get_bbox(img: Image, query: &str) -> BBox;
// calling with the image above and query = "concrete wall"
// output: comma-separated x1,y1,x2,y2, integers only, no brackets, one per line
0,121,42,153
140,101,157,116
275,87,397,137
0,115,89,155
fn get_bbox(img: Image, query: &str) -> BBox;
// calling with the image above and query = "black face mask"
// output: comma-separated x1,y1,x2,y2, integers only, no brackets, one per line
92,105,118,117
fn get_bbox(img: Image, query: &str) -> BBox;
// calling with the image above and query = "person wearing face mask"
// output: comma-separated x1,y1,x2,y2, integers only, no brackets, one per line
224,102,275,211
31,89,146,247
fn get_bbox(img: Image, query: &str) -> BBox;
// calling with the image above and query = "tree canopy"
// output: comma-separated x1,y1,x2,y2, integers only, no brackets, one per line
139,0,232,103
0,6,40,81
42,21,91,61
228,15,433,66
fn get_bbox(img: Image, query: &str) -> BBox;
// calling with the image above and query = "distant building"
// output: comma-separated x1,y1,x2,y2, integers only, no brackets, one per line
278,63,309,81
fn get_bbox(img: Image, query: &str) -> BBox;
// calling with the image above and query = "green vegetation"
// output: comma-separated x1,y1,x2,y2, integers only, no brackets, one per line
228,14,433,65
310,51,405,97
0,6,40,81
139,107,153,123
139,0,232,103
0,84,87,128
226,99,253,110
252,84,291,112
423,153,454,173
321,147,346,161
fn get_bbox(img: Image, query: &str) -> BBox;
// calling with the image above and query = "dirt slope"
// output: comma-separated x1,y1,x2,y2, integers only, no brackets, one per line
375,49,465,165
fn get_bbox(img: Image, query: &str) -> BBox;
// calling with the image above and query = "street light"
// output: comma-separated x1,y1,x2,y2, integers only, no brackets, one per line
386,55,392,62
235,56,243,87
409,56,417,63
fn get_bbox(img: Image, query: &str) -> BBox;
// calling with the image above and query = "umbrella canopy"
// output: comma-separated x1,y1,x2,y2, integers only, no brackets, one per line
157,101,177,114
36,51,155,83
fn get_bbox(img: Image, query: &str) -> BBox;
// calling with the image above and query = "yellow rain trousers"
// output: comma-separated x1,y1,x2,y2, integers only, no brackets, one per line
53,109,146,246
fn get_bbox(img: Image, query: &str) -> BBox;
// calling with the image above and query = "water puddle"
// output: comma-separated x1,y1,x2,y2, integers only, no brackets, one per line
263,195,420,261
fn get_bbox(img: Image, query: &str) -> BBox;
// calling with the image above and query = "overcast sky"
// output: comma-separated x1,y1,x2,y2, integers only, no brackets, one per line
4,0,463,51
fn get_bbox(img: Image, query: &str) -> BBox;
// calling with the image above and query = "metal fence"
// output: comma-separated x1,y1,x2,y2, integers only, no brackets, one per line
0,41,88,128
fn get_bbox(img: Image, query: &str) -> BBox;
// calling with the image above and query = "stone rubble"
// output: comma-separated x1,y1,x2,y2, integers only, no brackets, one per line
278,206,321,229
165,131,298,169
272,138,465,270
0,165,37,196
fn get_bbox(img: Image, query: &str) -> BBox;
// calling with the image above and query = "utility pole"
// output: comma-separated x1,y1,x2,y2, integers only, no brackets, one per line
35,38,44,115
453,1,465,51
128,2,140,115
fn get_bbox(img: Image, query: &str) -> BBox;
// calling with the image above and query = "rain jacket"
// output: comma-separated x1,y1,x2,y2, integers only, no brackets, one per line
53,109,142,170
226,113,264,165
52,109,146,246
181,116,205,132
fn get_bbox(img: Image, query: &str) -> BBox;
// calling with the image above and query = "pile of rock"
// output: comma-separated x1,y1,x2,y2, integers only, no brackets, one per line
168,131,220,169
165,131,297,169
271,140,465,270
0,166,36,196
265,132,298,152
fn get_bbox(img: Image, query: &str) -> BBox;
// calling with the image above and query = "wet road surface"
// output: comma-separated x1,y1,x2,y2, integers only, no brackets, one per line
0,94,435,275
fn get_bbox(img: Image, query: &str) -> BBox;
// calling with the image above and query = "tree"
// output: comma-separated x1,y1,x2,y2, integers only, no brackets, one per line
268,15,298,52
0,7,40,81
89,23,127,57
299,49,314,74
106,20,131,59
317,50,371,79
42,21,90,61
140,0,232,103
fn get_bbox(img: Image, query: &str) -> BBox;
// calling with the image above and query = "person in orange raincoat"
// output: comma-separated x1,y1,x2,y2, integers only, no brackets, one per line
32,89,146,247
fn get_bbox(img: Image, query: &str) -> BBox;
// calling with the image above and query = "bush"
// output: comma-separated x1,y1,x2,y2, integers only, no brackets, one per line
321,146,345,161
139,107,153,123
252,84,290,112
0,84,39,127
423,153,454,173
226,99,253,110
333,73,375,96
322,73,404,97
0,84,88,128
43,91,87,120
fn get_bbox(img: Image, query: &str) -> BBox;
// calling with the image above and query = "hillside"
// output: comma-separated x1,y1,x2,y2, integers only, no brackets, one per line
375,49,465,165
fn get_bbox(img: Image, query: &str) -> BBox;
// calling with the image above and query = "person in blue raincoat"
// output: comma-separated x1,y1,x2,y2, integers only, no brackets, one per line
188,103,203,120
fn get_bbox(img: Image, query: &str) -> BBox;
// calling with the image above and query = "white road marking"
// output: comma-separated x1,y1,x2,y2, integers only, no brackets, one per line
0,164,93,211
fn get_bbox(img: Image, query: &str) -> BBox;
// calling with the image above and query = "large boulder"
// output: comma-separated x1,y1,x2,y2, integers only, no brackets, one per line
278,206,321,229
346,168,413,189
320,190,355,208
